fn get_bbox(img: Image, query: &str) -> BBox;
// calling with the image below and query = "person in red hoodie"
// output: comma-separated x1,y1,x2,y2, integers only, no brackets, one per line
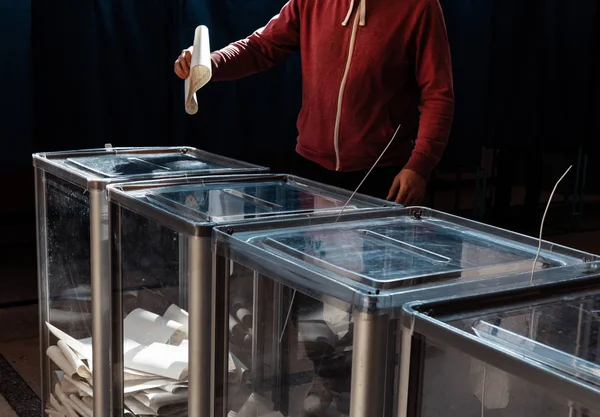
176,1,453,415
175,0,454,206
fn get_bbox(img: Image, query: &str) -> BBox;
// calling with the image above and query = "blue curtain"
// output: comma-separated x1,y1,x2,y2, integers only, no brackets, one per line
28,0,301,172
31,0,181,151
12,0,599,174
1,0,32,167
439,0,599,171
484,0,599,151
176,0,301,171
436,0,494,170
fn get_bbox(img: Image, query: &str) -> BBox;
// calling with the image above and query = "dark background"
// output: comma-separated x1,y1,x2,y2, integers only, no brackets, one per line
1,0,599,304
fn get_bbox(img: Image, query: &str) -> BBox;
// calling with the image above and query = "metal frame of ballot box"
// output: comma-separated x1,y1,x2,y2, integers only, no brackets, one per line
33,146,268,417
107,174,400,417
212,207,600,417
399,263,600,417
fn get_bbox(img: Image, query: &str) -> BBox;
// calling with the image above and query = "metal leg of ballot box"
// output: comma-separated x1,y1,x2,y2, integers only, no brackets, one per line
110,202,125,416
252,272,266,394
36,168,52,416
188,236,213,417
212,253,229,417
397,329,425,417
178,234,189,310
90,189,111,417
349,312,390,417
272,282,294,414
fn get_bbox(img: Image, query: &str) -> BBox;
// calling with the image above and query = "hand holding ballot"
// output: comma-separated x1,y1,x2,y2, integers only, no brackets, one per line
174,25,212,115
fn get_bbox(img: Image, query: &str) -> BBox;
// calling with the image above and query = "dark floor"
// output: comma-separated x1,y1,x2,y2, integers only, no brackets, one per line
0,171,599,416
0,239,40,417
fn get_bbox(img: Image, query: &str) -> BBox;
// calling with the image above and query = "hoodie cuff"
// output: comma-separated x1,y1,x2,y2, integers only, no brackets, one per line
403,152,438,182
210,53,221,79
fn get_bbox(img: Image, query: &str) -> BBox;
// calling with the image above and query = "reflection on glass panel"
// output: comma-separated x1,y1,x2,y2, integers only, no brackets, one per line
145,180,372,223
412,289,600,417
421,341,599,417
44,174,94,415
119,209,188,416
66,153,231,178
224,259,364,417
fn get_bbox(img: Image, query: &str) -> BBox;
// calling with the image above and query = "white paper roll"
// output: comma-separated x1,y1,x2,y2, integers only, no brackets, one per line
185,25,212,115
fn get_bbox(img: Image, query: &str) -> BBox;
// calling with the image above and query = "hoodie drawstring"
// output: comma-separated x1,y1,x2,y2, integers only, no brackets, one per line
341,0,355,26
341,0,366,27
359,0,366,26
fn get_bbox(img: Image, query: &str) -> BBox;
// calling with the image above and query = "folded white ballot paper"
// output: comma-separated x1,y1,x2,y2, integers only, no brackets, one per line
185,25,212,115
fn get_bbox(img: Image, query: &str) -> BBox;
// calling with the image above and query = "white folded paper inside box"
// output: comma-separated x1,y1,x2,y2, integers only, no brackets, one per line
44,303,248,416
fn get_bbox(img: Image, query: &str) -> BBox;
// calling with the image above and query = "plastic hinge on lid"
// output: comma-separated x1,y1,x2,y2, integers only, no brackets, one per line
105,143,113,150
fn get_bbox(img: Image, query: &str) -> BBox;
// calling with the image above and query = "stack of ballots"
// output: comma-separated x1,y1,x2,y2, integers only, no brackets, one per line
44,304,193,416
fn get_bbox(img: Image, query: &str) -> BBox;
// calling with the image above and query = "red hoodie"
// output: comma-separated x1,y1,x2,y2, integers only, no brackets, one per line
210,0,454,179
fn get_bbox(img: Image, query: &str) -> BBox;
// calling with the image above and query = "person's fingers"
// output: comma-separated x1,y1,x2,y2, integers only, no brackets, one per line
183,49,193,67
179,51,191,72
395,182,409,205
174,60,188,79
386,176,401,201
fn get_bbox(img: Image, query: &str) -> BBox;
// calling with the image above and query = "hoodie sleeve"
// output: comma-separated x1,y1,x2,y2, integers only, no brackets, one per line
210,1,301,81
403,0,455,180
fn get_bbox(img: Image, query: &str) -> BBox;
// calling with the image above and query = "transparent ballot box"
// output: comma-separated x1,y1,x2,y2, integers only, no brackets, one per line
212,207,600,417
33,146,268,417
107,174,398,417
400,266,600,417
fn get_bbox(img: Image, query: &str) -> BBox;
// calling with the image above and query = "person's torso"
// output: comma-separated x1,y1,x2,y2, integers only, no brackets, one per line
295,0,426,171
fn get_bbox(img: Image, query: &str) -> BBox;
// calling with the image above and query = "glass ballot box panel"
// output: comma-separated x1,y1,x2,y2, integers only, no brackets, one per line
213,208,599,417
108,174,398,417
34,146,268,417
402,269,600,417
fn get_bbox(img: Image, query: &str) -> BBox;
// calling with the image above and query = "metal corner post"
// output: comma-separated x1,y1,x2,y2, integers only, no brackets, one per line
212,249,230,417
251,272,265,394
397,328,413,417
179,234,190,310
35,167,51,414
272,282,293,413
188,236,213,417
90,189,111,417
349,311,389,417
110,200,124,416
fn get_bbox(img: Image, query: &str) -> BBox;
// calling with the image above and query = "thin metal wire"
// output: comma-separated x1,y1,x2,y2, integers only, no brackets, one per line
279,125,402,344
278,290,297,344
530,165,572,284
335,124,402,223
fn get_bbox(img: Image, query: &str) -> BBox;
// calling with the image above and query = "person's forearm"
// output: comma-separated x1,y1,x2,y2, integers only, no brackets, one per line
404,0,454,180
211,33,290,81
211,2,301,82
404,95,454,179
211,41,265,81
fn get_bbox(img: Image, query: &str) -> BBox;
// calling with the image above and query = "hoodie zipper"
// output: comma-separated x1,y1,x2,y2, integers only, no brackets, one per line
333,9,361,171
